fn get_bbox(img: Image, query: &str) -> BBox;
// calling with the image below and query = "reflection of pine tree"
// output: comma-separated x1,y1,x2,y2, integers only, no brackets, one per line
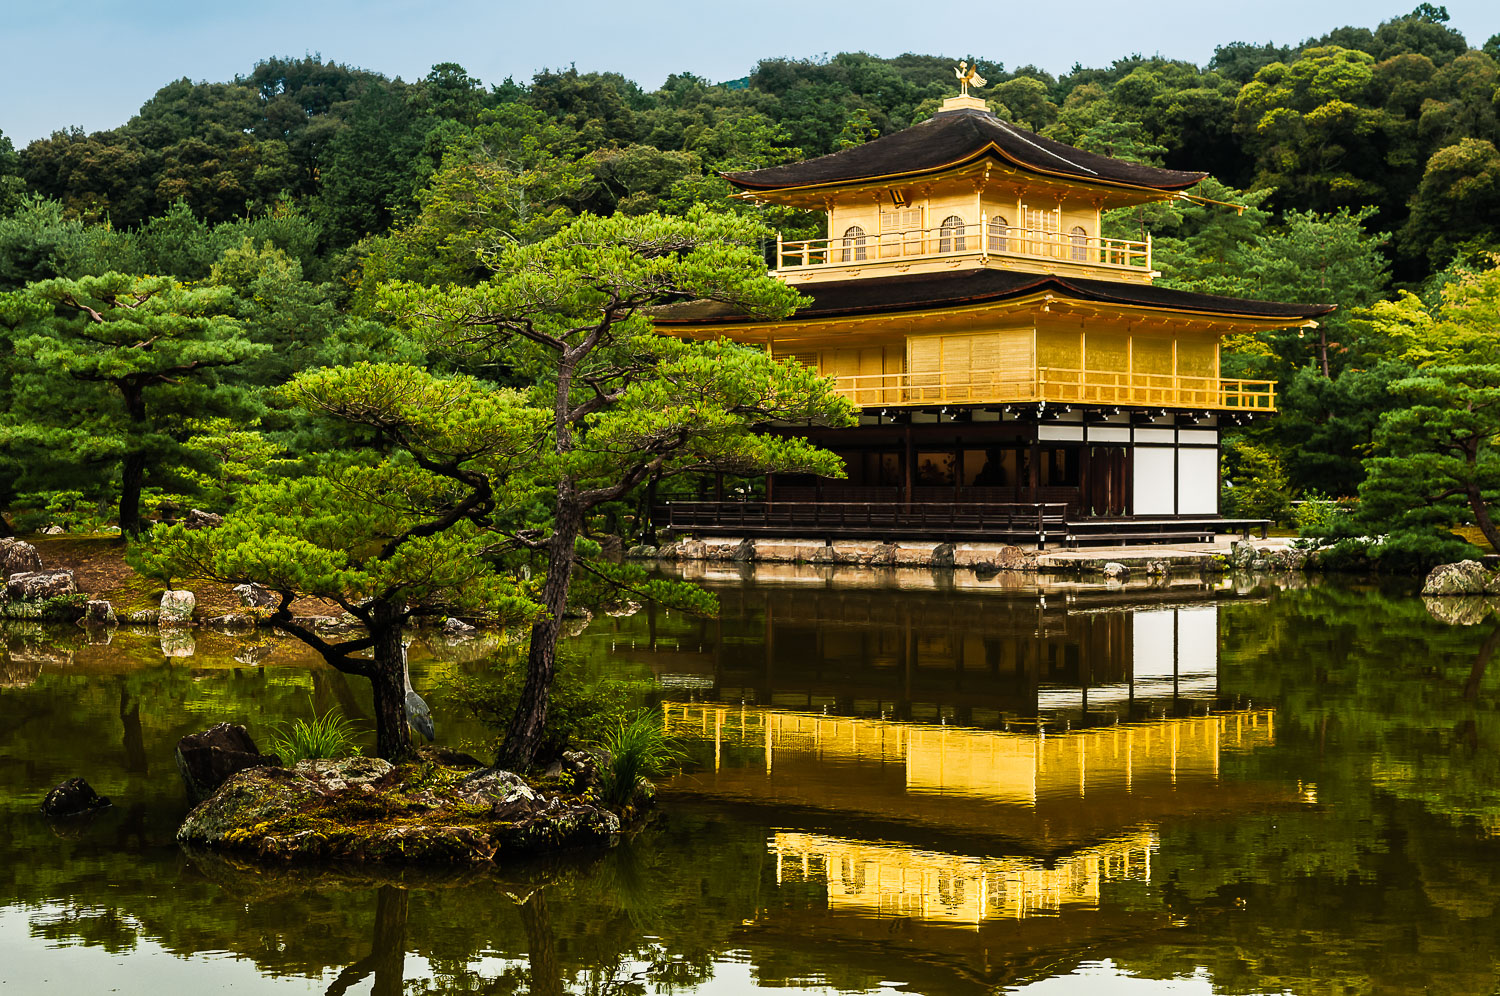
325,886,407,996
518,891,564,996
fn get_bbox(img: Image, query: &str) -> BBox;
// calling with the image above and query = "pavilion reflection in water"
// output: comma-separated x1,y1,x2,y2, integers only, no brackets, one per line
646,585,1284,936
773,830,1157,923
619,572,1246,728
665,702,1277,932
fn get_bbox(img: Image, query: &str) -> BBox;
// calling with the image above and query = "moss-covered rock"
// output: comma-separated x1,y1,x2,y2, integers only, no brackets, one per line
177,756,623,864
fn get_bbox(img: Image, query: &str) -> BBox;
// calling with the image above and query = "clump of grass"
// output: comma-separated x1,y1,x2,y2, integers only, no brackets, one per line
267,709,365,764
594,710,682,808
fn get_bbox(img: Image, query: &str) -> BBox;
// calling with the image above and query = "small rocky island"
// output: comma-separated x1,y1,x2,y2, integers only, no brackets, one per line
174,725,637,864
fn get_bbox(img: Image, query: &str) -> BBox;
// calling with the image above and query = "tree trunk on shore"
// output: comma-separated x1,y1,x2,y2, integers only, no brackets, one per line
496,500,582,771
368,603,411,762
119,450,146,536
1466,482,1500,555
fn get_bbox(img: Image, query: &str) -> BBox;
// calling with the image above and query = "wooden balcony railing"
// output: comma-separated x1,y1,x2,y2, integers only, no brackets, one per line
777,221,1150,273
827,368,1276,411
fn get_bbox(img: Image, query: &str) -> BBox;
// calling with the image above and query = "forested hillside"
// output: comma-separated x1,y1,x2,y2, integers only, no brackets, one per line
3,3,1500,566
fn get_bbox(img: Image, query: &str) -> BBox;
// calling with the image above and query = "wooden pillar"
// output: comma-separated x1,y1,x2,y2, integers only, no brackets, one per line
1079,427,1092,517
903,424,915,512
1028,437,1041,504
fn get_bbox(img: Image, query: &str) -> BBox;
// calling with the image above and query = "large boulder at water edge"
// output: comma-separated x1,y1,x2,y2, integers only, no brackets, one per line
40,777,111,817
5,570,76,602
0,538,43,578
175,723,280,803
1422,561,1495,596
177,756,623,863
82,600,116,626
159,589,195,624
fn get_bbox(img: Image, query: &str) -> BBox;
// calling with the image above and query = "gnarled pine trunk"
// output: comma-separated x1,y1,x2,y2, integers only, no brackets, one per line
369,602,411,762
119,385,147,536
119,451,146,537
496,500,583,771
1467,481,1500,556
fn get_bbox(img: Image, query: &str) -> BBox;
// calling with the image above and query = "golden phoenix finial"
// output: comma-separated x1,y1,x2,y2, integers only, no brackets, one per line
954,61,987,97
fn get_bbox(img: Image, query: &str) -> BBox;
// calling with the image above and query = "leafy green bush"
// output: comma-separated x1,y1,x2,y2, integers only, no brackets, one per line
447,650,645,765
594,709,683,808
1294,493,1353,537
1220,440,1293,525
1309,528,1480,575
13,490,114,534
266,710,365,763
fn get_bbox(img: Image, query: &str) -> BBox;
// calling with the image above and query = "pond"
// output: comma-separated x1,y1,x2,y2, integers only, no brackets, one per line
3,564,1500,995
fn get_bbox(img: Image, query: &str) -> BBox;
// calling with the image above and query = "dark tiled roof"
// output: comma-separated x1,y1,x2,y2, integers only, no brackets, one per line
653,269,1337,325
725,108,1206,193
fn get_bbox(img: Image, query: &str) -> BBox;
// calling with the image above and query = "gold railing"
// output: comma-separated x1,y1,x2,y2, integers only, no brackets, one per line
777,222,1150,272
827,368,1276,411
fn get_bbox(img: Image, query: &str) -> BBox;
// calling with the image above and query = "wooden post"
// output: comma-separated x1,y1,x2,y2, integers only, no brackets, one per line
1028,437,1041,505
904,424,915,513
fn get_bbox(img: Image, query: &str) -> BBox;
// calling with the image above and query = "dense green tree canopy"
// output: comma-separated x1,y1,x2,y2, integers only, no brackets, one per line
386,209,856,767
3,9,1500,544
4,273,264,532
132,361,542,758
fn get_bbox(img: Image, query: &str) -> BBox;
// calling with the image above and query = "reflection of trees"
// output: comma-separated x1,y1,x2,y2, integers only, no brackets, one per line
517,891,564,996
14,585,1500,996
1120,584,1500,995
1220,583,1500,830
326,887,407,996
118,680,147,774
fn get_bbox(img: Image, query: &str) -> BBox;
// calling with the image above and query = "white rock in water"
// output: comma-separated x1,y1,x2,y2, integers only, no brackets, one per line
160,629,196,657
159,589,196,625
1422,560,1493,596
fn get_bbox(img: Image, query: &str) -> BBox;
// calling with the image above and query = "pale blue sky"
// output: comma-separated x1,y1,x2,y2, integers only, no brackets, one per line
3,0,1497,145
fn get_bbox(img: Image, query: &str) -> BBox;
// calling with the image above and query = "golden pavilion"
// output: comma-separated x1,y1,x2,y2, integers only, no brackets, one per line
653,79,1334,545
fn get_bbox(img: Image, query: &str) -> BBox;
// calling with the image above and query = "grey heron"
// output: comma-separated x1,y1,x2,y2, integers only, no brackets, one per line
400,645,435,742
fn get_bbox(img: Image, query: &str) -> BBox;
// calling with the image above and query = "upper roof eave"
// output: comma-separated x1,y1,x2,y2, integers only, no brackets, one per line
651,270,1336,328
723,107,1207,196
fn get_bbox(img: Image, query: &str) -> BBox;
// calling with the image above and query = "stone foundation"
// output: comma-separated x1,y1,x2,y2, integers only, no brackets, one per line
637,535,1312,577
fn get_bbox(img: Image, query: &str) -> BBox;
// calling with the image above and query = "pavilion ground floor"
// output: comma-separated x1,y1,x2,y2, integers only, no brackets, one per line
654,407,1267,547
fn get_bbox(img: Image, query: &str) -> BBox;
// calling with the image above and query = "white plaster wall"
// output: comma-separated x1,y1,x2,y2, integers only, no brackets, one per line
1039,425,1084,441
1177,447,1219,515
1132,609,1176,685
1176,606,1219,685
1131,606,1219,699
1133,447,1176,514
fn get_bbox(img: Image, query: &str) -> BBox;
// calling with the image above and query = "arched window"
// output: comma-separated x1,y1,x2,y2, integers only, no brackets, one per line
987,216,1010,253
840,224,867,262
938,214,966,253
1069,225,1089,262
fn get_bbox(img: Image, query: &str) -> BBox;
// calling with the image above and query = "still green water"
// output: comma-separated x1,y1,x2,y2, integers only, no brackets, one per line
3,566,1500,995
